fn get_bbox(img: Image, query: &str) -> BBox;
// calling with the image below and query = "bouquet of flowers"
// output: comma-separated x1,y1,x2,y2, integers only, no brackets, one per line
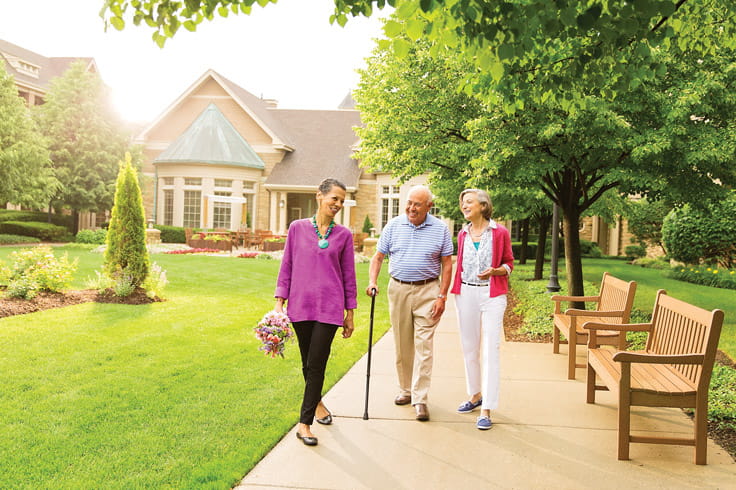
254,310,294,358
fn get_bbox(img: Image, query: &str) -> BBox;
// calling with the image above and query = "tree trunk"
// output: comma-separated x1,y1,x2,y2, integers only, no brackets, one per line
562,205,585,309
47,201,53,223
71,209,79,235
519,217,529,264
534,212,550,280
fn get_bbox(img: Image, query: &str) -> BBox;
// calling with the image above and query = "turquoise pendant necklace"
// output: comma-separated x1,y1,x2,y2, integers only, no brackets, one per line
311,216,335,249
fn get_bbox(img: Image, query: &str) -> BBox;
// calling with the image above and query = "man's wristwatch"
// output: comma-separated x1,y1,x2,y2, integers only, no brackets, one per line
437,294,447,300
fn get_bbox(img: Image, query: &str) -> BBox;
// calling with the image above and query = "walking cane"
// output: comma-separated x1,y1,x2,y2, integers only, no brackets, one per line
363,288,377,420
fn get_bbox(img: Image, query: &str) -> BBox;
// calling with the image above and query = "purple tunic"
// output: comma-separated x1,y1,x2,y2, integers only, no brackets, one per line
275,219,358,326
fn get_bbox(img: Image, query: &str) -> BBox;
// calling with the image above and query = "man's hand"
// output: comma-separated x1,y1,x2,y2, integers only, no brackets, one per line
365,285,379,297
431,297,446,320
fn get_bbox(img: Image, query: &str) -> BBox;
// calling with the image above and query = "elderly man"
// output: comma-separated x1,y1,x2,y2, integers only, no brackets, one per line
366,185,454,421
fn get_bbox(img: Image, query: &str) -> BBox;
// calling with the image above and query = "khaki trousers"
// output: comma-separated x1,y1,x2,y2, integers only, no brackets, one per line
388,278,440,405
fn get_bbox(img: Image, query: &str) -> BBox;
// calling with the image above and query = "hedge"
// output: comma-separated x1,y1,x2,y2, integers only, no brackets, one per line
0,221,71,241
154,225,187,243
0,209,72,229
0,234,42,245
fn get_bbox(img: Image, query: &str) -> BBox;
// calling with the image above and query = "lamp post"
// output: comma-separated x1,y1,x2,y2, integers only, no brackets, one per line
546,203,561,293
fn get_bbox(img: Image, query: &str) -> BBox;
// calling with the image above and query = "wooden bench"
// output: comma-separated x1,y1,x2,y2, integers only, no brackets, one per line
585,290,724,464
551,272,637,379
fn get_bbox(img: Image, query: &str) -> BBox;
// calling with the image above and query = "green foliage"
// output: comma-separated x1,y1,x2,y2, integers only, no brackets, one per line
141,262,168,299
104,154,150,288
668,266,736,291
631,256,670,270
625,198,670,254
579,240,602,258
153,225,186,243
662,199,736,268
33,60,136,217
0,234,41,245
0,221,71,241
705,364,736,429
75,229,107,244
361,214,374,234
0,246,77,299
511,242,537,259
0,209,72,228
625,244,647,261
0,60,58,207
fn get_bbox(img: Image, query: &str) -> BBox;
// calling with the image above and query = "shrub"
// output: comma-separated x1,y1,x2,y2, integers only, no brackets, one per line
511,242,537,259
0,234,41,245
362,215,374,234
0,209,72,228
624,198,670,254
0,221,71,241
580,239,602,258
75,228,107,244
662,199,736,268
0,246,78,299
668,266,736,290
153,225,186,243
624,244,647,260
104,154,150,289
631,257,670,269
142,262,168,299
705,364,736,430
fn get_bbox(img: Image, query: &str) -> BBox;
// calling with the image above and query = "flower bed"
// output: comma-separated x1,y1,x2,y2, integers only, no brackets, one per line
164,248,225,255
668,266,736,290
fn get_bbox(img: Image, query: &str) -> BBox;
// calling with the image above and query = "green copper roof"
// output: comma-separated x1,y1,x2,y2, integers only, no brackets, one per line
154,103,265,169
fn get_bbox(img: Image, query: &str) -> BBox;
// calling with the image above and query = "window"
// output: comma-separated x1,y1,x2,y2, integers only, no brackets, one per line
163,177,174,186
214,179,232,188
163,189,174,226
242,181,255,190
184,177,201,186
183,191,201,228
213,192,231,229
429,204,442,218
380,185,401,229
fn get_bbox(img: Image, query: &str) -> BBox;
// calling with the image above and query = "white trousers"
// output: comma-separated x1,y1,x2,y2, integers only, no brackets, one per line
454,285,507,410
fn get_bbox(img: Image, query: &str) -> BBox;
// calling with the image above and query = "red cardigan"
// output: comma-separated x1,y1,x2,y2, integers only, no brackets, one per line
450,222,514,298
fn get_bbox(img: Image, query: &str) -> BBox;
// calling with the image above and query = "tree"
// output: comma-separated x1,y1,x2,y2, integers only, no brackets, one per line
105,153,150,288
355,39,736,298
101,1,736,109
34,60,133,232
0,60,58,208
624,198,671,255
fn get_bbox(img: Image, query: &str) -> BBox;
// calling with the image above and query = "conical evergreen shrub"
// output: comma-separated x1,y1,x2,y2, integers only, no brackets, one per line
104,153,149,288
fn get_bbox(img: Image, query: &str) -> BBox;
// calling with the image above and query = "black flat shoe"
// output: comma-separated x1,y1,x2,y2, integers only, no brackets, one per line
296,431,318,446
316,409,333,425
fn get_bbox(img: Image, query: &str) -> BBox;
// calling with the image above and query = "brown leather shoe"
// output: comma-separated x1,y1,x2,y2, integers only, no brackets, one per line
394,394,411,406
414,403,429,421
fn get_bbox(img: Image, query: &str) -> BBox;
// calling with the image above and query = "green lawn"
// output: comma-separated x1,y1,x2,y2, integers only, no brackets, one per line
523,257,735,359
0,248,391,488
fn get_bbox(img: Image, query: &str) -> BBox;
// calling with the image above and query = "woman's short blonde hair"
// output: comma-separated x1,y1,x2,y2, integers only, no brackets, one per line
459,189,493,220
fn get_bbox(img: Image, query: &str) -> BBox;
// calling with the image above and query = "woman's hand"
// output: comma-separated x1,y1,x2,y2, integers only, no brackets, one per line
478,267,507,280
274,298,285,313
342,310,355,338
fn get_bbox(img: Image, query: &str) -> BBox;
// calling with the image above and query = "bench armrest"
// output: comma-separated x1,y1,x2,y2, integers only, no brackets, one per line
583,322,652,332
550,295,599,302
564,309,625,317
613,351,705,365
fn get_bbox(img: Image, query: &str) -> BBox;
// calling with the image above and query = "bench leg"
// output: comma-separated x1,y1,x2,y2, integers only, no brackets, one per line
618,365,631,461
694,396,708,465
567,329,577,380
553,324,560,354
586,364,596,403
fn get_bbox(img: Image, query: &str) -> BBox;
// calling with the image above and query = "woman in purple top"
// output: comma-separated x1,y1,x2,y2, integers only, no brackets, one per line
274,178,357,447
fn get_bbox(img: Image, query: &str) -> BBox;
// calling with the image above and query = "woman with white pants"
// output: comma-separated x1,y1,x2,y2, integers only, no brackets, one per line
450,189,514,430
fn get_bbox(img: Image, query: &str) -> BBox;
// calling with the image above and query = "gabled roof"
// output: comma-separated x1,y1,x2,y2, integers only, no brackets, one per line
0,38,96,92
154,103,265,169
265,109,362,189
136,69,293,149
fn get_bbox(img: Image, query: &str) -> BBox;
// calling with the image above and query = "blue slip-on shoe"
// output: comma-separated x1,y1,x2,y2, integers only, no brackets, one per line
457,398,483,414
476,415,493,430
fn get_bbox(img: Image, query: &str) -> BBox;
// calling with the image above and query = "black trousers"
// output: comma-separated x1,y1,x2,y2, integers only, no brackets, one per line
293,321,339,425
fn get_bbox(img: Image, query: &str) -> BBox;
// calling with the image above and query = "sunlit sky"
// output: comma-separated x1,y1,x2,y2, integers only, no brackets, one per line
0,0,390,124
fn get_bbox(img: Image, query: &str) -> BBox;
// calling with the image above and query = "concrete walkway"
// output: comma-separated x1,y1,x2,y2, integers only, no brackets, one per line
237,299,735,489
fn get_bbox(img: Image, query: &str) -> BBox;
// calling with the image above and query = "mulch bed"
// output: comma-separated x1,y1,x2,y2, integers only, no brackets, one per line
503,290,736,462
0,288,159,318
